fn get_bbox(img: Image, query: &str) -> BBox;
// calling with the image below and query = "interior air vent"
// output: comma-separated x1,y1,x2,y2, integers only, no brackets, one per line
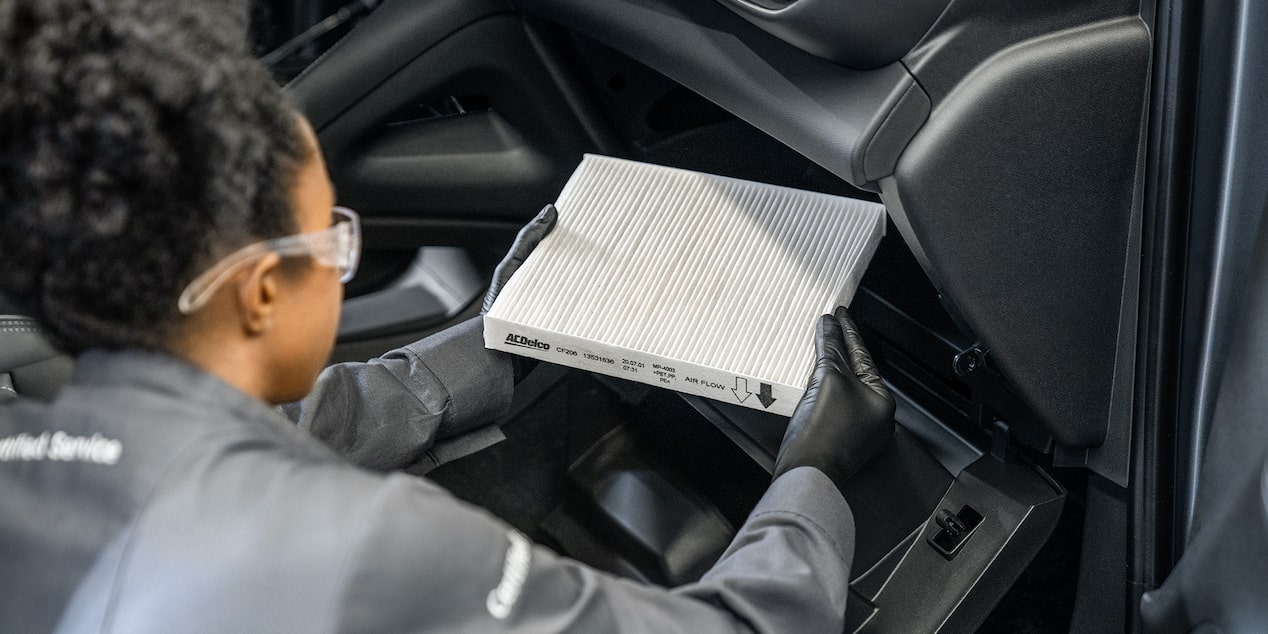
385,95,492,127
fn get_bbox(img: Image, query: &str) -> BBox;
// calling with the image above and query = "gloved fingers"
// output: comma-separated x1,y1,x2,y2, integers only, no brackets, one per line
814,312,849,376
835,306,890,400
483,205,558,314
511,204,558,258
814,313,831,359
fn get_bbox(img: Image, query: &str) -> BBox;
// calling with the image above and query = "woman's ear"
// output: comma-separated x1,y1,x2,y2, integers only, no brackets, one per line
236,252,283,336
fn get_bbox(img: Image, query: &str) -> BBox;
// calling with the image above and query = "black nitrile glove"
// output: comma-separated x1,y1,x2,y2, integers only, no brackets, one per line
773,307,895,494
482,204,558,315
482,204,558,383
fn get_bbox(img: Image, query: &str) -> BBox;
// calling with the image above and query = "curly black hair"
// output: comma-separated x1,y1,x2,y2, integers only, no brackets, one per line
0,0,310,353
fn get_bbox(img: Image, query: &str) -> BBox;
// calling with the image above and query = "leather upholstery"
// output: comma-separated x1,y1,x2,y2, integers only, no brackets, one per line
0,315,73,403
1,316,61,369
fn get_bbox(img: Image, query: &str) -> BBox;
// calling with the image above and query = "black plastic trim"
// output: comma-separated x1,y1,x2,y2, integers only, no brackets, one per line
514,0,929,189
1126,0,1193,615
848,457,1065,632
308,15,594,224
289,0,512,129
881,16,1151,455
714,0,951,69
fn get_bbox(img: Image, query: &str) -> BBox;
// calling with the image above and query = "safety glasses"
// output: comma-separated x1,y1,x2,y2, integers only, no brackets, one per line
177,206,361,314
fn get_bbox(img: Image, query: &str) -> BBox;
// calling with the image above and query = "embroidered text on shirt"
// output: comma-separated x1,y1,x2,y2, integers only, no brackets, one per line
0,431,122,465
487,530,531,619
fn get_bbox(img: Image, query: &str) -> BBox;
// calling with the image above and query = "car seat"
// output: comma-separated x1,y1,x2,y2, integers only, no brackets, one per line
0,297,73,404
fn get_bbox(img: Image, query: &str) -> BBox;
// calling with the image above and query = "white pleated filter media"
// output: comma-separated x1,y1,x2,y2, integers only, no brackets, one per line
484,155,887,416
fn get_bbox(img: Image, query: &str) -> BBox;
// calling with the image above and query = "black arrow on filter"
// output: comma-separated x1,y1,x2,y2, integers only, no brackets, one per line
732,377,752,403
757,383,777,409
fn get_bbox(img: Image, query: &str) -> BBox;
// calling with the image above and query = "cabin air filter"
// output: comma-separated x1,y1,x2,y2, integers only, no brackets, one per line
484,155,887,416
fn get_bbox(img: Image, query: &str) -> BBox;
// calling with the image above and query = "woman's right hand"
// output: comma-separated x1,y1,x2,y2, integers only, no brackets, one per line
772,307,895,493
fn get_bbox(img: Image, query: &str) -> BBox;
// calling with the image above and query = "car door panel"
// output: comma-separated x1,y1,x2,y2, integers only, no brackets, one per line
307,15,596,228
288,1,602,349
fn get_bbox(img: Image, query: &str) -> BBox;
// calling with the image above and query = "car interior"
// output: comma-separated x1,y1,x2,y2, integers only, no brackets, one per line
2,0,1214,630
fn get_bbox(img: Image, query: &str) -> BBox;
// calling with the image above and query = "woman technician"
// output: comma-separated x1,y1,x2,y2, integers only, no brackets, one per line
0,1,894,631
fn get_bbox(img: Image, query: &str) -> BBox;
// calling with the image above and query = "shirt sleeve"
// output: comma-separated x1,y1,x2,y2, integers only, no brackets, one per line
279,317,514,472
336,466,854,633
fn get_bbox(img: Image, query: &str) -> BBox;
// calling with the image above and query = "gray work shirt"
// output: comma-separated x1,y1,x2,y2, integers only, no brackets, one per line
0,318,855,632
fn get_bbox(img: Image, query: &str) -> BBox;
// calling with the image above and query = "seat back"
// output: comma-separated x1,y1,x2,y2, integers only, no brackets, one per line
0,308,73,404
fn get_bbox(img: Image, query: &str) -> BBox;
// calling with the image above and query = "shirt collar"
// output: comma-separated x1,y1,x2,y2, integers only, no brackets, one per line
72,348,280,424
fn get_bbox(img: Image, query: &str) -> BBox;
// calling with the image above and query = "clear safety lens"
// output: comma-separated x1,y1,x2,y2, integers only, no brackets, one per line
276,206,361,282
177,206,362,314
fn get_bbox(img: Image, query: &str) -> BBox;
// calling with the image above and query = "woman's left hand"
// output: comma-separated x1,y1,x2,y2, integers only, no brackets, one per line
481,204,558,314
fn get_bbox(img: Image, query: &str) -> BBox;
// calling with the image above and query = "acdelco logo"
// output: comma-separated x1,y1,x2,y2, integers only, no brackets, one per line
505,333,551,350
